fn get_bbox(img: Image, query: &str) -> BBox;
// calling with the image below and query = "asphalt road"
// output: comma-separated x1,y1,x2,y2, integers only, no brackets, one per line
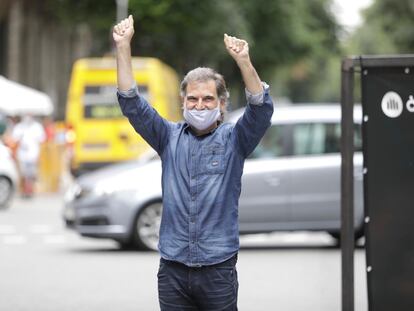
0,194,368,311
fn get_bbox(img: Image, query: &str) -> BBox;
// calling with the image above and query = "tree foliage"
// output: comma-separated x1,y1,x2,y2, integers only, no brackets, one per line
45,0,116,53
128,0,249,75
243,0,340,102
364,0,414,53
349,0,414,55
129,0,340,102
45,0,341,103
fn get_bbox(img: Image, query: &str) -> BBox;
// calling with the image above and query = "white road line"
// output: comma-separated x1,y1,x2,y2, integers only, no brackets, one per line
2,235,27,245
0,225,16,234
280,232,333,244
240,232,334,246
43,235,66,244
29,225,53,234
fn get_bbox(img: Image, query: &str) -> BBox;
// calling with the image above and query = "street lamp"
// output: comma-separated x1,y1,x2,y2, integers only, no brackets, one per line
116,0,129,22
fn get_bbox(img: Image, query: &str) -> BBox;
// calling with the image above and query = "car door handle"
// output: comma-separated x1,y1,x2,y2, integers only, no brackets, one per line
265,176,280,187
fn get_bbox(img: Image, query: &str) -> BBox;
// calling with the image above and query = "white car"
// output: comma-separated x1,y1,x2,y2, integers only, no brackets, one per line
63,104,364,250
0,142,19,209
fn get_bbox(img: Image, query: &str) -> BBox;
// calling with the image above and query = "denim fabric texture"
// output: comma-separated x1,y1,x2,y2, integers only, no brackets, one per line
117,85,274,267
158,255,239,310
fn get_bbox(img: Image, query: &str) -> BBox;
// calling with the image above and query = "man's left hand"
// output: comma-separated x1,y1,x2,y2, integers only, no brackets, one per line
224,34,250,64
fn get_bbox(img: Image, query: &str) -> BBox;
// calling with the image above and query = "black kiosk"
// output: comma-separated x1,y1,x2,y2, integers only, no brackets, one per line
341,56,414,311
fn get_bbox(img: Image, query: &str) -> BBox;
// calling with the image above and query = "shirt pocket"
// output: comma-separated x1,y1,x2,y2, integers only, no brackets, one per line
200,144,225,175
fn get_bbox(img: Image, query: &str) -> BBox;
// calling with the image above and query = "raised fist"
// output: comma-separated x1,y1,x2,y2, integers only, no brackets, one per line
113,15,134,45
224,34,250,64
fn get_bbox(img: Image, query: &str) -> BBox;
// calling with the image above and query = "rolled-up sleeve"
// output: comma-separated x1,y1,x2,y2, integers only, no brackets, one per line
118,84,139,98
117,87,171,155
244,82,269,106
232,82,274,158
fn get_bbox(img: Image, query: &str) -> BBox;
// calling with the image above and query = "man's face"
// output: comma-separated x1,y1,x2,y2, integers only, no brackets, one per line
184,80,223,111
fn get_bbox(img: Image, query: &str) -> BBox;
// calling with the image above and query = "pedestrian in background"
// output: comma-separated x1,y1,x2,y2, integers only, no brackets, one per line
1,116,19,159
42,116,56,142
12,115,45,198
114,15,274,310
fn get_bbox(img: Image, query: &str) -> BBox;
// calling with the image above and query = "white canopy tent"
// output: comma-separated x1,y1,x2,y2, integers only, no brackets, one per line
0,76,53,116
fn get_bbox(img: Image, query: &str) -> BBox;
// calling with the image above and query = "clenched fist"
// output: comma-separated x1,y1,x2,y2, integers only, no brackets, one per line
113,15,134,46
224,34,250,64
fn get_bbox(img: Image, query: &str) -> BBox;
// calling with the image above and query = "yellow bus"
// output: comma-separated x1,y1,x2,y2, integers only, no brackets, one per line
65,57,181,176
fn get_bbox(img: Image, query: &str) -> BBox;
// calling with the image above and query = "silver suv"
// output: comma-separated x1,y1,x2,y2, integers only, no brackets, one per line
63,104,364,250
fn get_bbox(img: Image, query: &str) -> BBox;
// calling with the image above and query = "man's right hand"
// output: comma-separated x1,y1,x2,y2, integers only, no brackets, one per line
115,15,135,91
113,15,134,46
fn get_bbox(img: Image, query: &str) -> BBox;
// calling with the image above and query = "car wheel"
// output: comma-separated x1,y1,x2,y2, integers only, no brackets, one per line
132,201,162,251
0,176,13,209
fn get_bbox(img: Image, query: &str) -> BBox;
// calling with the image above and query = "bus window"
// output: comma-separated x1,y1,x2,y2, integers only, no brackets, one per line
83,85,149,119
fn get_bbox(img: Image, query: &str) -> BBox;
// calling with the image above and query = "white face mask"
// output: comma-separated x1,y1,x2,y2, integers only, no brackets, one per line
183,104,221,131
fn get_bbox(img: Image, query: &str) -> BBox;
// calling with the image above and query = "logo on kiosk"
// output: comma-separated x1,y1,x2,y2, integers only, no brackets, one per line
406,95,414,113
381,91,403,118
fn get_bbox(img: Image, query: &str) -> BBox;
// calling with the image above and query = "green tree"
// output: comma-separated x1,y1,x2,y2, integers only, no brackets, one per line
45,0,116,54
238,0,339,74
248,0,341,102
364,0,414,53
117,0,341,104
128,0,249,74
45,0,341,104
348,0,414,55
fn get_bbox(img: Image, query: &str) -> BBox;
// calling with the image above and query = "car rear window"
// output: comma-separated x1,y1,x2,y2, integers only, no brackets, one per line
249,124,289,159
291,123,362,155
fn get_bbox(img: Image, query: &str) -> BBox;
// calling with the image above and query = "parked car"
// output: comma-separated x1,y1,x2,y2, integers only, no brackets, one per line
63,104,364,250
0,142,19,209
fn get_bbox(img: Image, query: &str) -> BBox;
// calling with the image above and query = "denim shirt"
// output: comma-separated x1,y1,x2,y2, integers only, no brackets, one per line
117,84,274,266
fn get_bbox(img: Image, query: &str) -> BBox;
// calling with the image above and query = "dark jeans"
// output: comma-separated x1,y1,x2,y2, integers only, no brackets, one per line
157,255,238,311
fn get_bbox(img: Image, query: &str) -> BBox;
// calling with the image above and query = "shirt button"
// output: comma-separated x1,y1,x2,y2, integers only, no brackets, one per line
191,196,196,201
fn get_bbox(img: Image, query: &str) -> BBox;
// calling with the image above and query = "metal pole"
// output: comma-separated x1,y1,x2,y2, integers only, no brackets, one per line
341,58,355,311
116,0,129,22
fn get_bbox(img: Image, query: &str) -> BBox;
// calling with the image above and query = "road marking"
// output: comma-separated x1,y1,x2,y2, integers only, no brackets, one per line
0,225,16,234
280,232,333,244
3,235,27,245
43,235,66,244
240,232,334,246
29,225,53,234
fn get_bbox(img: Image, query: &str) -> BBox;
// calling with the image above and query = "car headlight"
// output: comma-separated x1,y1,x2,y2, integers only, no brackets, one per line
92,184,116,196
92,181,137,197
